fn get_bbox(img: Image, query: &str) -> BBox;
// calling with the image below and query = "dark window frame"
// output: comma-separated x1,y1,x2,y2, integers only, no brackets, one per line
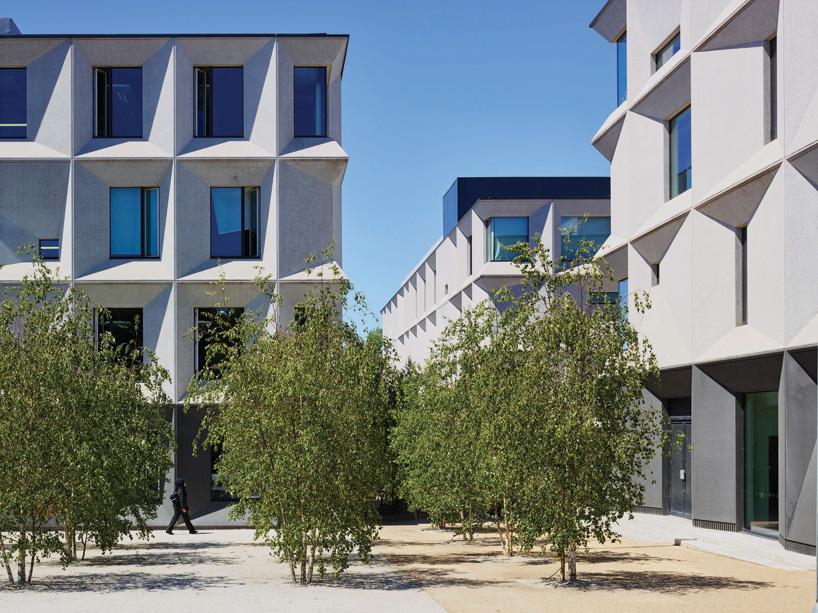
109,186,160,260
0,66,27,139
93,66,143,138
209,186,260,260
95,307,145,366
194,307,244,376
194,66,244,138
294,66,328,138
38,238,59,261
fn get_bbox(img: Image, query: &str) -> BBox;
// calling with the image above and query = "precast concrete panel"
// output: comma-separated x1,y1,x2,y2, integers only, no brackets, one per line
637,388,666,512
780,351,817,547
691,365,742,527
0,161,69,264
626,0,683,97
783,0,818,153
784,164,818,345
27,40,72,155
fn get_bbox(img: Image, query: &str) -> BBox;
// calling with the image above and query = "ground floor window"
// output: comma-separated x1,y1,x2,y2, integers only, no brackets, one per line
744,391,778,535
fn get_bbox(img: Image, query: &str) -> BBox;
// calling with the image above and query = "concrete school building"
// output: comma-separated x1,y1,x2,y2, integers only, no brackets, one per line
590,0,817,554
380,176,611,368
0,18,348,525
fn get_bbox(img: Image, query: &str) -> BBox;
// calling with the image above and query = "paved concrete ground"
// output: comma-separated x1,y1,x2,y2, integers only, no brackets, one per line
1,520,815,612
0,530,442,613
614,513,816,571
373,522,816,612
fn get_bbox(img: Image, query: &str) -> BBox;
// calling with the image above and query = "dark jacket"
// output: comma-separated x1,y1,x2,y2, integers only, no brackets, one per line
172,478,189,512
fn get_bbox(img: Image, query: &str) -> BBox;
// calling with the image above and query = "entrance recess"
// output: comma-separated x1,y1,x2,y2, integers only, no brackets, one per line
744,391,779,536
667,418,692,518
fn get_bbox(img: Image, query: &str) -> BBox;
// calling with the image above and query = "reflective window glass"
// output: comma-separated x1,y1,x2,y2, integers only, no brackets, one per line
94,67,142,138
110,187,159,258
669,106,692,198
195,67,243,137
0,68,26,138
616,32,627,106
655,33,681,71
294,67,327,137
195,307,244,376
488,217,528,261
38,238,59,261
211,187,259,258
618,278,628,307
560,217,611,261
97,307,144,365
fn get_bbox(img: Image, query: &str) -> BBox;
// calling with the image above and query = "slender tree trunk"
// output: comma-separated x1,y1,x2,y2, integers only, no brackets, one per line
17,529,26,586
307,528,317,585
0,537,15,586
494,518,506,555
300,533,307,584
27,541,35,583
568,543,577,581
503,503,513,557
460,509,467,541
559,548,566,582
81,534,88,561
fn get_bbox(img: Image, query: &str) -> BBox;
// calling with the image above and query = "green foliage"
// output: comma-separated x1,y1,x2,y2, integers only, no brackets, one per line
0,247,174,586
186,248,395,585
391,227,660,580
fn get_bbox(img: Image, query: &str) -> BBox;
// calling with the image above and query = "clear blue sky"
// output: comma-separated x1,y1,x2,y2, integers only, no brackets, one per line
8,0,614,325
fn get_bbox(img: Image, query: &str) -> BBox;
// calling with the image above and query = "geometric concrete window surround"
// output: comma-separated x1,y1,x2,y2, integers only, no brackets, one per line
210,187,259,259
294,66,327,137
194,66,243,138
94,67,142,138
110,187,159,259
0,67,26,138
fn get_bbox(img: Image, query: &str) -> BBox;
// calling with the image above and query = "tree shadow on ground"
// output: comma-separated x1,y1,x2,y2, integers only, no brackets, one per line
1,571,236,593
83,550,240,567
543,571,773,594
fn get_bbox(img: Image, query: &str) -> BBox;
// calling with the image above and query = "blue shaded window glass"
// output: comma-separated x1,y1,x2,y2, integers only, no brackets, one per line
110,187,159,258
211,187,259,258
488,217,528,261
655,33,681,71
0,68,26,138
111,188,142,257
670,106,692,198
94,67,142,138
294,67,327,137
560,217,611,261
39,238,59,260
616,32,627,106
618,278,629,307
195,67,243,137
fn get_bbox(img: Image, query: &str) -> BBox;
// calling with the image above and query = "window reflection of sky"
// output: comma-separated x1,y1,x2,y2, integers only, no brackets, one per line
211,187,242,257
110,187,142,256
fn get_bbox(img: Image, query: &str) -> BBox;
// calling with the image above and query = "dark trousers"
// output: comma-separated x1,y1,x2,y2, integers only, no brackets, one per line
167,509,196,533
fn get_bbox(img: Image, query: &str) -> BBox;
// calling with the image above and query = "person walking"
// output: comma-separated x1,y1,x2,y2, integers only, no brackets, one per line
166,477,198,534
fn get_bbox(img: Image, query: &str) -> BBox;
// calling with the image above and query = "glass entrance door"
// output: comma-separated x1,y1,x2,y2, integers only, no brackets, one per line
744,392,779,535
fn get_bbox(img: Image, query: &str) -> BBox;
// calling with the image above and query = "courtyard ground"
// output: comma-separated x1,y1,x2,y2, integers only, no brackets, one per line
0,522,813,612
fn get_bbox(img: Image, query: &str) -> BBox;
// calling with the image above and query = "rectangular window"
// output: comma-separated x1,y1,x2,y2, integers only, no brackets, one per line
94,67,142,138
210,187,259,259
0,67,26,138
96,307,144,365
294,66,327,137
195,307,244,376
616,32,627,106
618,278,629,308
466,235,473,276
38,238,59,261
767,36,777,142
560,216,611,261
744,391,779,534
651,262,660,286
195,66,243,138
669,105,692,199
655,32,681,71
110,187,159,258
487,217,528,262
590,292,620,305
738,226,748,325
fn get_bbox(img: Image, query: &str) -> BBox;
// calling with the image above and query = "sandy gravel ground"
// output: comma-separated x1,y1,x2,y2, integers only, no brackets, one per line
0,529,442,613
373,521,815,612
1,523,813,612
